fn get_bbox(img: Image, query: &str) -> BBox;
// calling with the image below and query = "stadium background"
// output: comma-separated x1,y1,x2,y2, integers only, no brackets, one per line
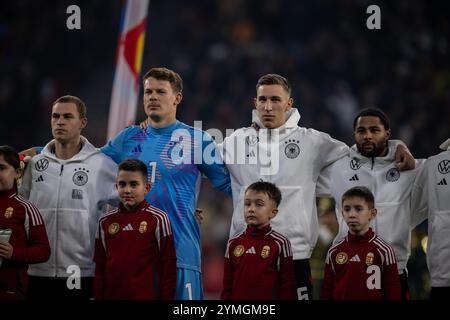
1,0,448,299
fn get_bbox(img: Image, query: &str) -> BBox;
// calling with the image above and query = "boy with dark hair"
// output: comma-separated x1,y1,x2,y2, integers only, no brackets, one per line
0,145,50,299
221,181,297,300
93,159,176,300
321,186,401,300
317,107,424,299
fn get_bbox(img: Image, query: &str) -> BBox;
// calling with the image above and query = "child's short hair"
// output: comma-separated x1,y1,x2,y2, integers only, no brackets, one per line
342,186,375,208
0,145,20,170
245,181,282,207
118,159,148,181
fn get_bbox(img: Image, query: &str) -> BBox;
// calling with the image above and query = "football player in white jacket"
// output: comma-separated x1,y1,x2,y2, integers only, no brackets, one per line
317,107,425,300
20,95,119,300
221,75,414,300
411,138,450,300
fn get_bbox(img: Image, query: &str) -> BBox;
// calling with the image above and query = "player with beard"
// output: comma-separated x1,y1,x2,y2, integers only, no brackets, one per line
317,108,425,300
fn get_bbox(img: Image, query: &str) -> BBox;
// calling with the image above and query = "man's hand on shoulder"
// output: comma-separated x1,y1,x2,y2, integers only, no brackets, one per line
394,144,415,171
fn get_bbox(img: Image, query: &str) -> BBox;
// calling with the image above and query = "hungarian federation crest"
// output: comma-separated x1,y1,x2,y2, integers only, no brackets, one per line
336,252,348,264
234,245,245,257
139,221,148,234
386,168,400,182
4,207,13,219
108,223,120,235
284,140,300,159
366,252,374,266
261,245,270,259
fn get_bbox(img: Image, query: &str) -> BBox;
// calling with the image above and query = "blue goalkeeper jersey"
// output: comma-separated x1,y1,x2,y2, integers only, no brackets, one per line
101,121,231,272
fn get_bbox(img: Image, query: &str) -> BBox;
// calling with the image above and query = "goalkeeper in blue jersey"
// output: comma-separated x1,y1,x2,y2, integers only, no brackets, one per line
102,67,231,300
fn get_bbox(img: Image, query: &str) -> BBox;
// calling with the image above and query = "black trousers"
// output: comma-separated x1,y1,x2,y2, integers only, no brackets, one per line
293,259,313,300
28,276,94,300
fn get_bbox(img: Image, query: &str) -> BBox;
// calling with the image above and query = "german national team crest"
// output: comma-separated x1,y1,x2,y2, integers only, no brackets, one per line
438,160,450,174
73,168,89,186
284,140,300,159
108,223,120,235
261,245,271,259
4,207,13,219
386,168,400,182
139,221,148,234
365,252,374,266
35,159,49,172
234,245,245,257
349,159,362,170
336,252,348,264
246,135,259,146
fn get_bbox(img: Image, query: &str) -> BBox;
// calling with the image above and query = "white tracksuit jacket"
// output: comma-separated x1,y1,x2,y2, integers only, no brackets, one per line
317,143,425,273
412,138,450,287
19,137,118,277
221,108,349,260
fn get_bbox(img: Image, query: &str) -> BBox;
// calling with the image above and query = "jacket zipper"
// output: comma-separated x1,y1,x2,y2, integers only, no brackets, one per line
370,157,377,232
54,163,65,277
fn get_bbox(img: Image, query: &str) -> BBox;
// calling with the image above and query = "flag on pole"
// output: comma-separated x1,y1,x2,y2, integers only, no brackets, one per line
107,0,150,141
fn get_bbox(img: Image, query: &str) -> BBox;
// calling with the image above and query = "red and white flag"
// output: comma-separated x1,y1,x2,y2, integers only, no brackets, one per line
107,0,150,140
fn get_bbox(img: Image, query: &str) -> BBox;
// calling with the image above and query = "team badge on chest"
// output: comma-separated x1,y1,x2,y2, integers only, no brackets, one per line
386,168,400,182
336,252,348,264
4,207,13,219
139,221,148,234
365,252,374,266
234,245,245,257
108,223,120,235
284,140,300,159
261,245,270,259
73,167,89,186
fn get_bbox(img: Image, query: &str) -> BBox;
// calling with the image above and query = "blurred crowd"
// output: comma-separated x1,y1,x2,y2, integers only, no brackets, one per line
1,0,448,299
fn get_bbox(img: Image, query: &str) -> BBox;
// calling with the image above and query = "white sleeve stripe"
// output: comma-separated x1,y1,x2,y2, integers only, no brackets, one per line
376,248,385,265
154,219,161,249
373,238,395,265
152,212,167,237
16,198,36,225
224,240,232,258
100,224,106,250
21,196,44,225
376,237,396,264
270,232,293,257
98,209,120,224
15,196,43,226
145,207,172,236
373,240,390,264
228,230,245,242
156,210,172,236
328,238,346,252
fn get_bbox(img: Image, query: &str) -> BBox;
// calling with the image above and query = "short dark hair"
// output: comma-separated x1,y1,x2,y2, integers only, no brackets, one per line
118,159,148,182
143,67,183,94
0,145,20,170
53,95,87,119
342,186,375,209
256,74,291,96
245,181,282,207
353,107,390,131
